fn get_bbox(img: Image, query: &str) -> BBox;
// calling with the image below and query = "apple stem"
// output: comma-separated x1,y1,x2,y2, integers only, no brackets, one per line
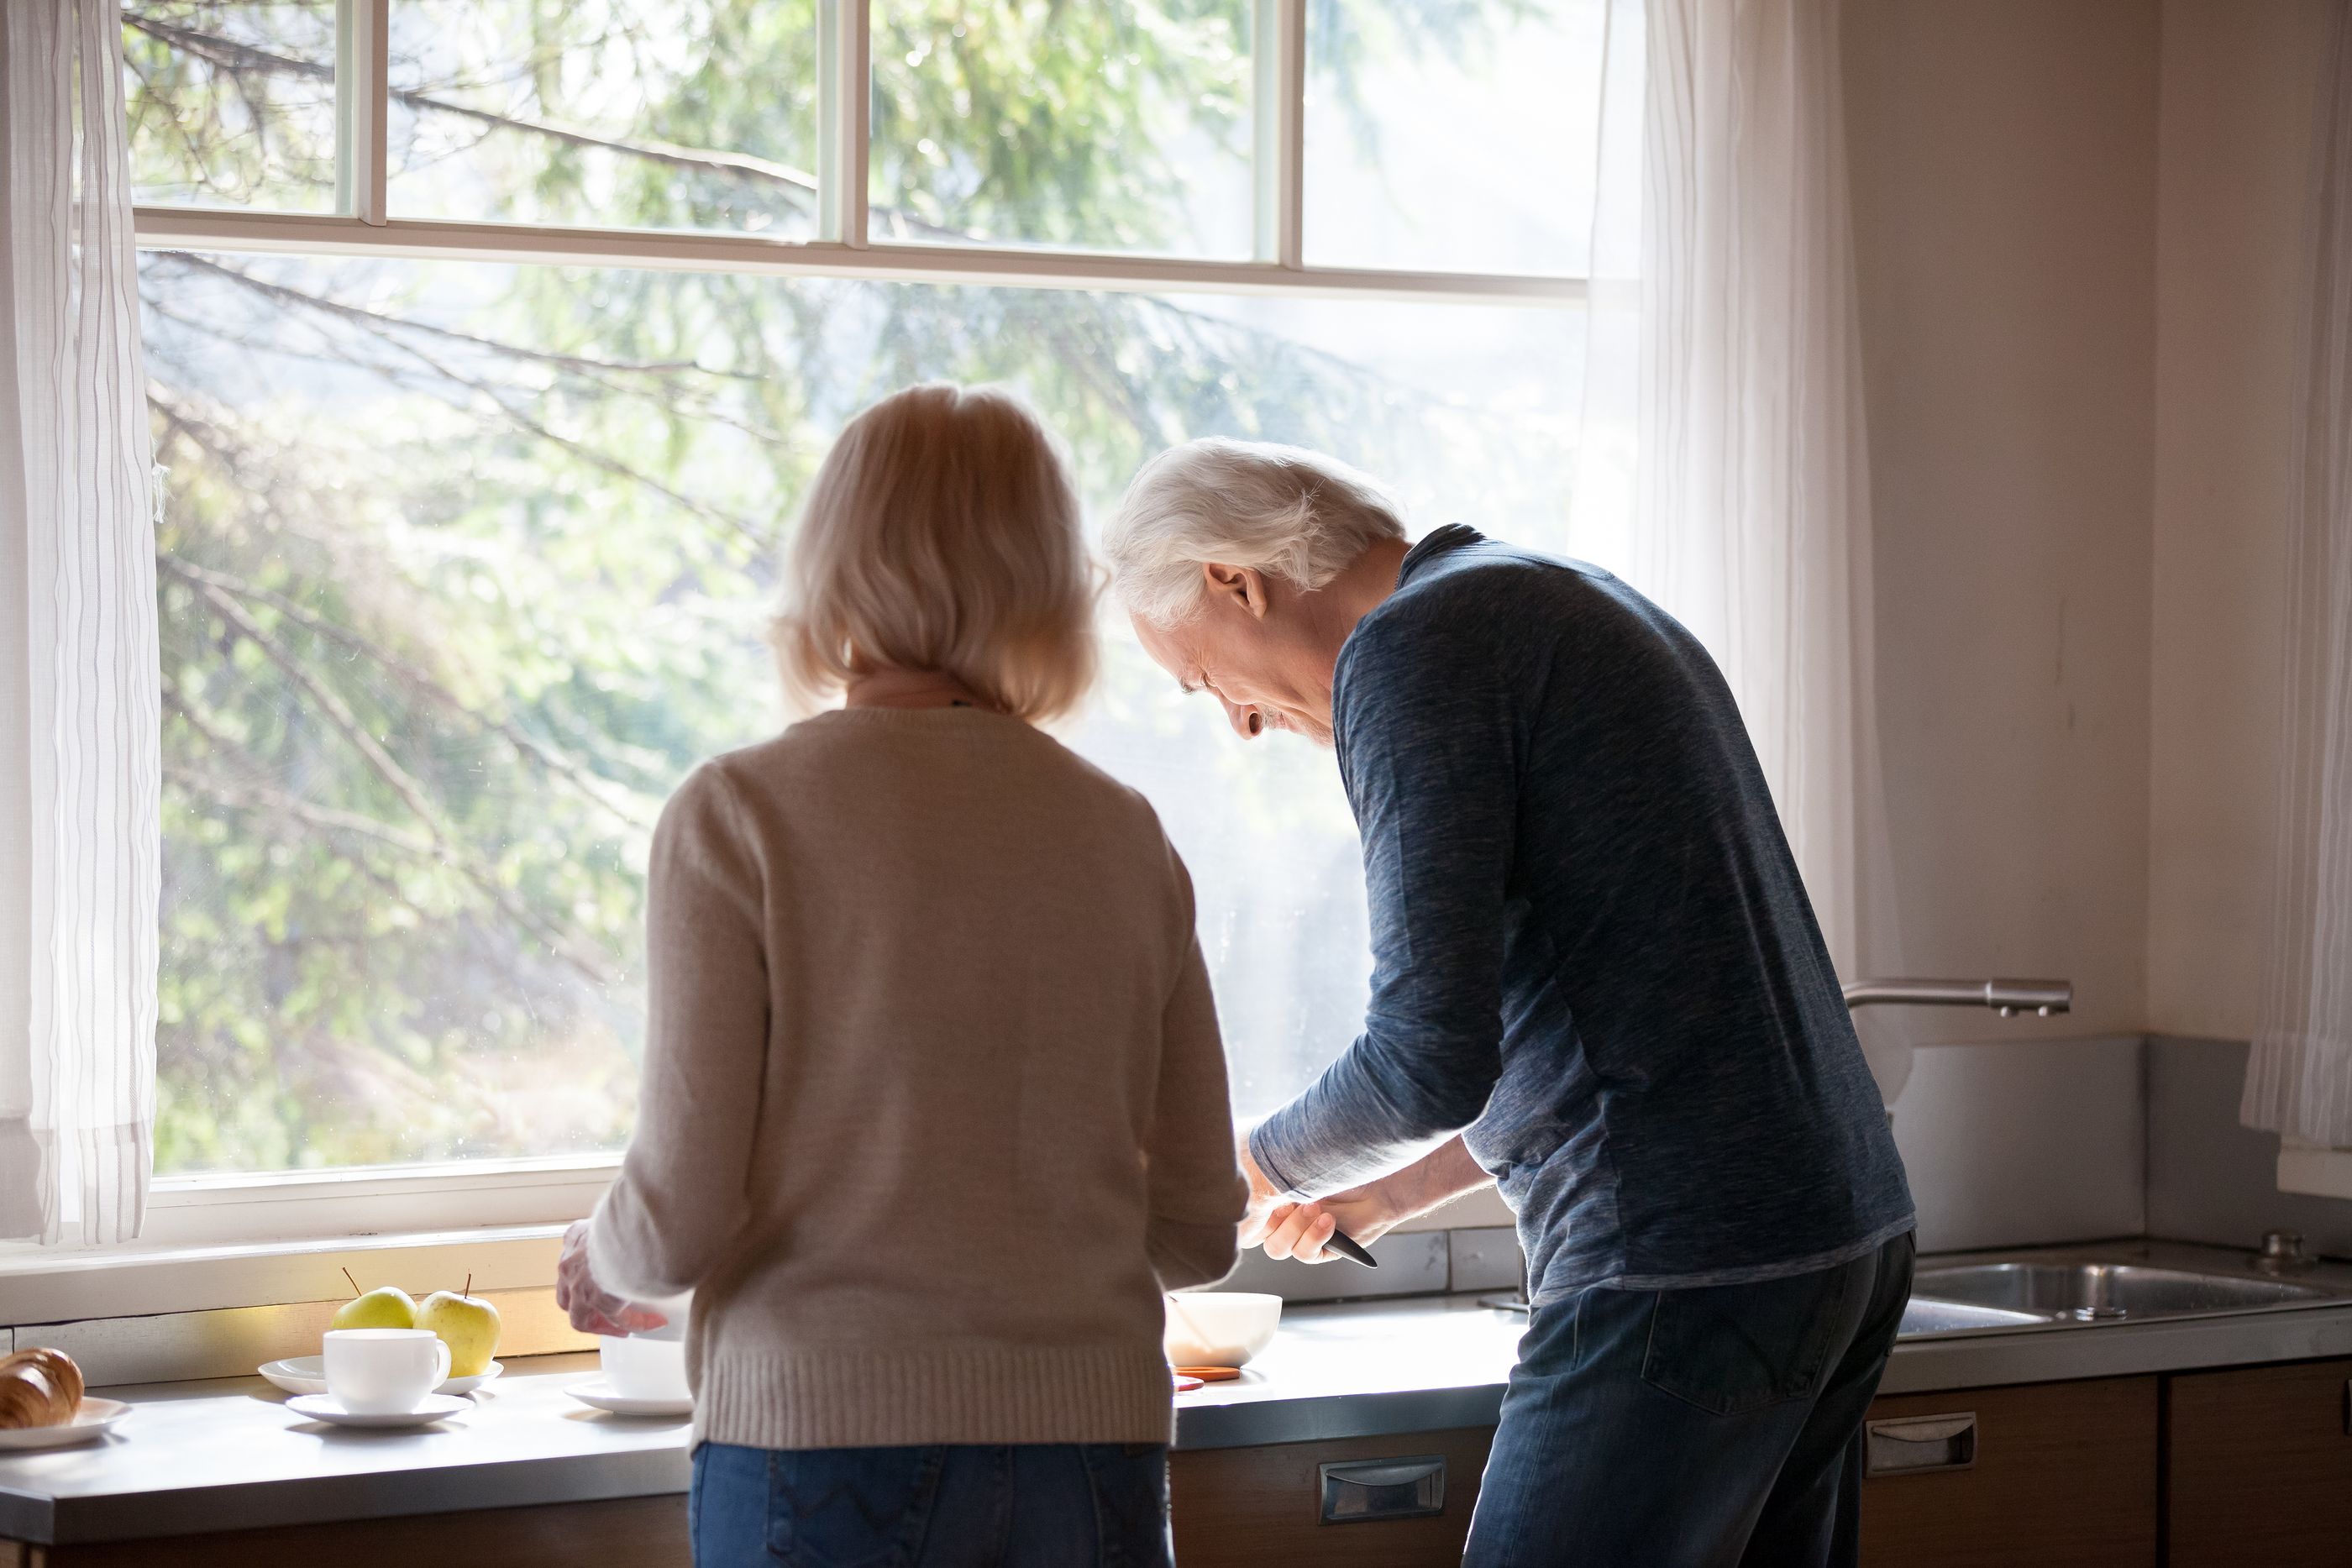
342,1266,360,1298
464,1272,472,1300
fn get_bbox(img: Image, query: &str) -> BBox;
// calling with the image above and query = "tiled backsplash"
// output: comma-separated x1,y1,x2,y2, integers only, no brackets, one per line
1215,1225,1525,1303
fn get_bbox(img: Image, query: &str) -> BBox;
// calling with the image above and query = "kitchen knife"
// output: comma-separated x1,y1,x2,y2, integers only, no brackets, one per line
1323,1228,1378,1268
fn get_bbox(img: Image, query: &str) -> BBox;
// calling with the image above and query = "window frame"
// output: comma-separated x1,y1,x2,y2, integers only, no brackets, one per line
94,0,1589,1252
133,0,1590,305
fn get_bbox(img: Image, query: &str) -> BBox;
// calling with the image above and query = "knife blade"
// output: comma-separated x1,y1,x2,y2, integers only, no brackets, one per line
1322,1228,1378,1268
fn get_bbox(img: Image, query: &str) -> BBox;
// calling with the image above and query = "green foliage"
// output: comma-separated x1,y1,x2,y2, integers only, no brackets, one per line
870,1,1249,249
126,0,1574,1172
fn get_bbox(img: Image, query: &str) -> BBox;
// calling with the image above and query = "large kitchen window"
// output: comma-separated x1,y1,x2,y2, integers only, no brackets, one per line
124,0,1621,1193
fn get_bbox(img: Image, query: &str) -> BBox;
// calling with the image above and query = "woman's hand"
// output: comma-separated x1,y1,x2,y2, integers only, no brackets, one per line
554,1219,671,1337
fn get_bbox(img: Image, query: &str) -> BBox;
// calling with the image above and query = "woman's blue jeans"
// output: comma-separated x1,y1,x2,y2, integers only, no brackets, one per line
1466,1231,1916,1567
689,1440,1173,1567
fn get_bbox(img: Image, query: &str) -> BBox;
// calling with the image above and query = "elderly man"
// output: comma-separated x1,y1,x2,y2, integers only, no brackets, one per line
1105,440,1915,1567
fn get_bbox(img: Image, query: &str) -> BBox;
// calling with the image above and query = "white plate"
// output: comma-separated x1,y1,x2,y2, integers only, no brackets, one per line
285,1392,472,1429
259,1356,503,1398
565,1380,692,1419
0,1398,130,1450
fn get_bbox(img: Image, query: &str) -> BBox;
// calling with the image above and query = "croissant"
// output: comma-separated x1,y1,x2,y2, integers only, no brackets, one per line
0,1347,83,1429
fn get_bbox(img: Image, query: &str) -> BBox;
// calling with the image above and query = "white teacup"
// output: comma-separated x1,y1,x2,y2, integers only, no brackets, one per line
598,1329,689,1403
323,1328,450,1415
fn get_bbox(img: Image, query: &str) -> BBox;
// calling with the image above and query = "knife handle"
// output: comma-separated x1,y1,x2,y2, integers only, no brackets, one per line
1324,1228,1378,1267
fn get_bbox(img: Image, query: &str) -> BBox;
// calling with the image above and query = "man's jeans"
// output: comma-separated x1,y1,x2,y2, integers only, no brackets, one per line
1466,1231,1916,1568
689,1440,1172,1567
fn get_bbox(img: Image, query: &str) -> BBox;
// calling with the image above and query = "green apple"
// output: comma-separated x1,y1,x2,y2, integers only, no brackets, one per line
331,1284,417,1331
417,1289,501,1377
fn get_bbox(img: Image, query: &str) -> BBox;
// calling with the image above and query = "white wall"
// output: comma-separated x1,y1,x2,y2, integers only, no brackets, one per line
2147,0,2333,1041
1833,3,2352,1244
1842,2,2334,1050
1842,0,2160,1045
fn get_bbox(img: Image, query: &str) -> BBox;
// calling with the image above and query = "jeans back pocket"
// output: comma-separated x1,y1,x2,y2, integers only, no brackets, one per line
768,1445,947,1568
1638,1258,1865,1417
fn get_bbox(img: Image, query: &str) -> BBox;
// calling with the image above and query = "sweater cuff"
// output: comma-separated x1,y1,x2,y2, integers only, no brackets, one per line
585,1187,658,1303
1247,1120,1310,1198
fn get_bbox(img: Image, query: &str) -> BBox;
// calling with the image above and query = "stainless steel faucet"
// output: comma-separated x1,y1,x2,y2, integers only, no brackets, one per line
1841,978,2073,1019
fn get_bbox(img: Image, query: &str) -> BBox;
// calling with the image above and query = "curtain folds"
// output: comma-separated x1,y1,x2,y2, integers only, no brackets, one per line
1630,0,1903,1093
2244,5,2352,1150
0,0,162,1245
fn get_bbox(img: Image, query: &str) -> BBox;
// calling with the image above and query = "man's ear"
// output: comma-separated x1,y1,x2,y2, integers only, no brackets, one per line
1202,562,1270,619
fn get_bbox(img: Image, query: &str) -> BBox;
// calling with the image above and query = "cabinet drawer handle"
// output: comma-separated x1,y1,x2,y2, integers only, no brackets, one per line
1319,1455,1446,1523
1866,1413,1978,1477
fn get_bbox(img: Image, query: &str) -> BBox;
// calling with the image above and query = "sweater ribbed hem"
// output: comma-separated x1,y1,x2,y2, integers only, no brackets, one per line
691,1340,1177,1450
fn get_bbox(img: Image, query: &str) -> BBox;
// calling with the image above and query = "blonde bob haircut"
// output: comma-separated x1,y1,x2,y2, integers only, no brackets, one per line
771,383,1096,725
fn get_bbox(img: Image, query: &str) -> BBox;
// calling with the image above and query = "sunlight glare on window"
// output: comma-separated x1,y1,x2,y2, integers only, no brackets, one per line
386,0,821,237
139,254,1578,1173
1305,0,1609,275
122,0,1602,1176
122,0,339,212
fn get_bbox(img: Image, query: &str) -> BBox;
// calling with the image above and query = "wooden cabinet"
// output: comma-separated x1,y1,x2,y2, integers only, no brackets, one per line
1169,1426,1494,1568
2166,1356,2352,1565
1859,1376,2160,1568
13,1496,689,1568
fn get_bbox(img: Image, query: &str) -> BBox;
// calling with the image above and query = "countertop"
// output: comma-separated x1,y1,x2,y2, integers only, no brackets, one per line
10,1241,2352,1546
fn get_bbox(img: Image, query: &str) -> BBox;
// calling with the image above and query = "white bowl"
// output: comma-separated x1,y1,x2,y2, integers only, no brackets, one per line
1163,1291,1282,1367
597,1333,689,1403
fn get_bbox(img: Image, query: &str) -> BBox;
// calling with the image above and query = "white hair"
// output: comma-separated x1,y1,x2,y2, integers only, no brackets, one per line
1103,438,1407,624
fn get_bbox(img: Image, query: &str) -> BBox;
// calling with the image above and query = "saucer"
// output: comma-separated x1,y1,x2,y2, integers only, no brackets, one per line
0,1398,130,1450
285,1392,471,1429
260,1357,502,1397
564,1380,692,1418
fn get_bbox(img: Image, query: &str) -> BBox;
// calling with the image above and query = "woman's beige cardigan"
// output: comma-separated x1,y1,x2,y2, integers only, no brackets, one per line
590,706,1247,1450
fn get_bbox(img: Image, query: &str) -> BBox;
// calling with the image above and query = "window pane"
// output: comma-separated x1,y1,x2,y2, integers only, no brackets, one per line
142,252,1577,1172
869,1,1252,255
1305,0,1608,275
386,0,819,237
123,0,339,212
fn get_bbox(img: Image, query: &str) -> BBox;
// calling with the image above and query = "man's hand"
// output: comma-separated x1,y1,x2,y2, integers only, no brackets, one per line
1236,1131,1407,1266
1247,1180,1406,1264
1236,1132,1495,1265
554,1219,671,1337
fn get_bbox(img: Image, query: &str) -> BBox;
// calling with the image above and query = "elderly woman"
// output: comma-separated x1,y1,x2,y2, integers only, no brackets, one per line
556,385,1246,1567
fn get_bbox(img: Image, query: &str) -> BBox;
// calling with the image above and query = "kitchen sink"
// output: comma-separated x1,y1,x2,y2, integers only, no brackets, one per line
1897,1297,2049,1335
1911,1262,2334,1322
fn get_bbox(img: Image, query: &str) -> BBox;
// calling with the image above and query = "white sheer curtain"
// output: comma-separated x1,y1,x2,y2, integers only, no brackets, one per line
1623,0,1904,1095
2244,5,2352,1150
0,0,162,1245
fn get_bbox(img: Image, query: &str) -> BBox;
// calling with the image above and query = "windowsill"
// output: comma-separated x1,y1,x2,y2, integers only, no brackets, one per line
0,1156,617,1327
137,1154,621,1246
0,1166,1515,1333
0,1222,571,1326
2278,1140,2352,1199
